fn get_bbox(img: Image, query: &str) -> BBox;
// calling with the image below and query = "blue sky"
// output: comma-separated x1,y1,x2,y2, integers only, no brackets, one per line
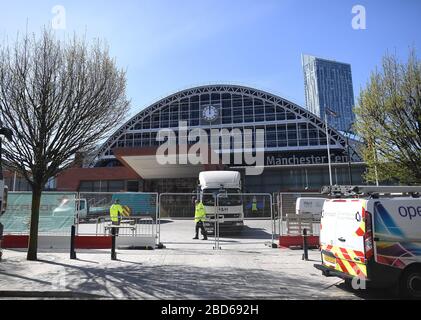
1,0,420,118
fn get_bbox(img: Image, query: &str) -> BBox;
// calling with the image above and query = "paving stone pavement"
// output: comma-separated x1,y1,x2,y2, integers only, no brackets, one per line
0,220,397,299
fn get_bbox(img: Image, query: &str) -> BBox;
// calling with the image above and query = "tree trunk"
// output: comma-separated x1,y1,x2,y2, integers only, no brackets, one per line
27,185,42,261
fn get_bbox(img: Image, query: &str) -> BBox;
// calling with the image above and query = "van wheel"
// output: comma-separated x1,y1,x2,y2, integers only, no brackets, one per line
399,267,421,299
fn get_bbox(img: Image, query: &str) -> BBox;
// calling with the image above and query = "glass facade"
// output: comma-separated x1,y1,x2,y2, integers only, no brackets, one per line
97,86,345,161
302,55,355,132
89,85,360,193
245,166,366,193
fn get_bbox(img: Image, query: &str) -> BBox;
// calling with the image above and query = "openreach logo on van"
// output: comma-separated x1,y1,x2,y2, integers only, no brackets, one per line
155,121,264,175
398,205,421,220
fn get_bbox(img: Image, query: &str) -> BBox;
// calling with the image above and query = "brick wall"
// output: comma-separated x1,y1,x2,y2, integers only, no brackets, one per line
56,167,140,191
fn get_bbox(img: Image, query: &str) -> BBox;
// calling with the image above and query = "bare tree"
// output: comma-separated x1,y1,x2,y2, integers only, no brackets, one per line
0,29,130,260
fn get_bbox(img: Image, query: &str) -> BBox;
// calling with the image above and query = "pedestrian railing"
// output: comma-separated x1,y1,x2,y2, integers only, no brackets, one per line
93,216,155,237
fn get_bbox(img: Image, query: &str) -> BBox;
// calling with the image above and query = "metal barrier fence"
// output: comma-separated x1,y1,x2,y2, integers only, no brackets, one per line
276,192,326,236
158,192,275,248
76,192,159,242
93,216,155,237
2,190,287,250
158,192,272,219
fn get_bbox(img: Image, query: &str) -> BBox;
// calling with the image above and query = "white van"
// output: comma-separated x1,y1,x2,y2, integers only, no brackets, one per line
314,185,421,299
296,197,326,220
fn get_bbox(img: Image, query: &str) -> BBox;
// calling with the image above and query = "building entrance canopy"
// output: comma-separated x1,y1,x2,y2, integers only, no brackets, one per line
113,146,222,179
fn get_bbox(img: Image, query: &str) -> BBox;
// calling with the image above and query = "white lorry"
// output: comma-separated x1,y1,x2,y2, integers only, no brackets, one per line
198,171,244,234
314,185,421,299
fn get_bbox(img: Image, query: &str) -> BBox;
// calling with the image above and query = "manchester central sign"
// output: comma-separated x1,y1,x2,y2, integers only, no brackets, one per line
266,154,350,166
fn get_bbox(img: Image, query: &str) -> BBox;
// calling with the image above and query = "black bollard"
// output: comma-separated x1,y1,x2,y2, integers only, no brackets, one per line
70,225,77,259
302,228,309,261
111,226,117,260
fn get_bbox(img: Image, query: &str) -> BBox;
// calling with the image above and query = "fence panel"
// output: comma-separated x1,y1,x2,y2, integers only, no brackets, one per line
0,191,78,235
158,192,275,249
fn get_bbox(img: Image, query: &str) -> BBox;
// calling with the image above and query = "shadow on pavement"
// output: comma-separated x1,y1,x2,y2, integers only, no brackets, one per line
221,226,272,240
22,257,392,300
156,219,175,225
334,281,399,300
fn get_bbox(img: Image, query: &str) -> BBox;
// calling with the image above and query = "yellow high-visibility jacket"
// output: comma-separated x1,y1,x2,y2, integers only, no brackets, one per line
252,201,258,212
194,202,206,223
110,204,123,222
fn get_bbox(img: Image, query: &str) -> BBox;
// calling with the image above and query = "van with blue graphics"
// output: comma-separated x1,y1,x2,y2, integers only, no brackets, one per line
314,186,421,299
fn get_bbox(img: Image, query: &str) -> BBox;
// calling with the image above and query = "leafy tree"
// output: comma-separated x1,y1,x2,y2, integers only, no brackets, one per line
0,29,130,260
354,50,421,184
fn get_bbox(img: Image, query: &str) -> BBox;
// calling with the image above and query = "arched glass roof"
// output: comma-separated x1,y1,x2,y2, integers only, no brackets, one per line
91,84,350,166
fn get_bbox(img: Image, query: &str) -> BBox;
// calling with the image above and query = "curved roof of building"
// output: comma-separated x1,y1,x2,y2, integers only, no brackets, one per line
91,84,351,166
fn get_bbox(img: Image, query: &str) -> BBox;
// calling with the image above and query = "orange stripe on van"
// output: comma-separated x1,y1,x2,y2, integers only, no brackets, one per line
353,250,365,258
336,258,349,274
340,247,352,261
355,227,365,236
348,261,366,278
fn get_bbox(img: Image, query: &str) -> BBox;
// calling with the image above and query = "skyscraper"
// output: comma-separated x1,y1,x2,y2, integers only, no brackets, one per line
302,54,355,132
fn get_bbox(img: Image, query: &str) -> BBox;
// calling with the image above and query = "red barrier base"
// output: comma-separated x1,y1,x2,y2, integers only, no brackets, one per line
3,235,29,248
2,235,112,249
74,236,111,249
279,235,319,249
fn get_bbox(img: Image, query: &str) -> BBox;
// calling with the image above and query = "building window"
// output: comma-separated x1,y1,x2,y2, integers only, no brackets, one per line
108,180,125,192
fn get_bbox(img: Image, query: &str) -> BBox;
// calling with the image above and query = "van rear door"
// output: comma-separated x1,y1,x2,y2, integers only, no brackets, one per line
321,199,367,278
333,199,367,278
320,199,338,268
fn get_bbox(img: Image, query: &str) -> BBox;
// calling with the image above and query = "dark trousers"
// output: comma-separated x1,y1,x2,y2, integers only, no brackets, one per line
112,220,120,235
195,221,208,238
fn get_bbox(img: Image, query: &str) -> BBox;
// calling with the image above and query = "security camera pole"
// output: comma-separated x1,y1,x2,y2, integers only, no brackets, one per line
324,108,338,187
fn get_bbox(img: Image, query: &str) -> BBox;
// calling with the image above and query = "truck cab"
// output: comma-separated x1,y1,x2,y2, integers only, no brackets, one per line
315,185,421,299
198,171,244,234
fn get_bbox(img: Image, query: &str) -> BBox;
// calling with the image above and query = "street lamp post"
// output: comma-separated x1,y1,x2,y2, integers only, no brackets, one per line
346,122,354,185
324,109,335,187
346,135,352,185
